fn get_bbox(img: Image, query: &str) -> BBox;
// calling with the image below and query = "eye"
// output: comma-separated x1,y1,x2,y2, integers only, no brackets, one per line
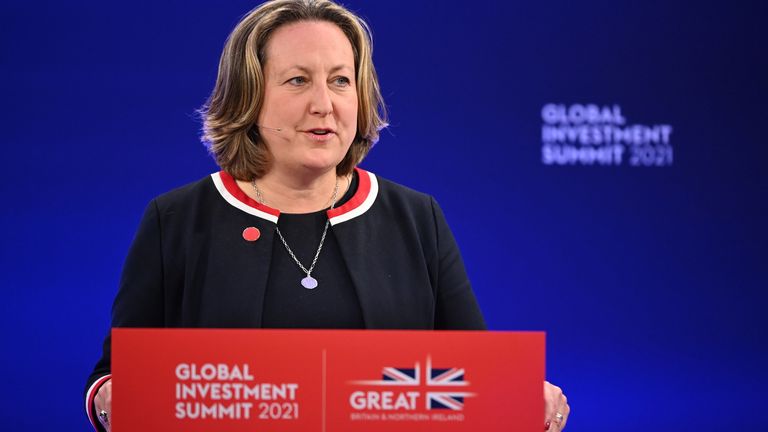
286,76,308,86
333,76,352,87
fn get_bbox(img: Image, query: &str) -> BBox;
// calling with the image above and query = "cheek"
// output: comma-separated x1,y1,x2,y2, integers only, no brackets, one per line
340,97,359,129
260,91,299,124
339,88,358,112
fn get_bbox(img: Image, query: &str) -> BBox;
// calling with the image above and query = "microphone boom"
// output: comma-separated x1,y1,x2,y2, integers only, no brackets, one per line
257,124,283,132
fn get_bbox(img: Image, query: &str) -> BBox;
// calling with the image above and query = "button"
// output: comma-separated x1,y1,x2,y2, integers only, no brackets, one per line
242,227,261,242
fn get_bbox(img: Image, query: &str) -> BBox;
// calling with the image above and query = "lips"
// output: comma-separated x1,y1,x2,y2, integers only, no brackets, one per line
307,128,335,135
303,128,336,143
302,128,336,142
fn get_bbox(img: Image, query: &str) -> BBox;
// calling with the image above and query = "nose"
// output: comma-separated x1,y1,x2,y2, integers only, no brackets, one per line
309,83,333,117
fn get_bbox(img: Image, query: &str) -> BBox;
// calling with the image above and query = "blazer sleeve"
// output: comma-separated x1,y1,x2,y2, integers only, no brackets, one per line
84,199,166,430
430,197,487,330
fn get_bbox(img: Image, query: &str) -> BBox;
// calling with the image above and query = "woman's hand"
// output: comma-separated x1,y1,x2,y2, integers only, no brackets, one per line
94,379,112,431
544,380,570,430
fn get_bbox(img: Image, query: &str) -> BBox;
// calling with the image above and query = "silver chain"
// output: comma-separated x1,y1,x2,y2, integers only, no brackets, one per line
251,177,339,279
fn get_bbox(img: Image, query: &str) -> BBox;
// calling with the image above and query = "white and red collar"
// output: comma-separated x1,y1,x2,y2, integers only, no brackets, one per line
211,167,378,225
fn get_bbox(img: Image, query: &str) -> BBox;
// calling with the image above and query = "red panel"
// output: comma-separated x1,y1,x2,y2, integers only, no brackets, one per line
112,329,544,432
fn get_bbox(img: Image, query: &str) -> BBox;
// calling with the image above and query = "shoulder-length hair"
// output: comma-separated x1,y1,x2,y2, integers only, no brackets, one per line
199,0,388,180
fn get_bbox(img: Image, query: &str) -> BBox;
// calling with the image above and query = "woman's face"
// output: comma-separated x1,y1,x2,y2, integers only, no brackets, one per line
258,20,358,177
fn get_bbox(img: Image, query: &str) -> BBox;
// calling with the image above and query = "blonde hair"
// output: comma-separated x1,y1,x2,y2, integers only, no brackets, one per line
199,0,388,180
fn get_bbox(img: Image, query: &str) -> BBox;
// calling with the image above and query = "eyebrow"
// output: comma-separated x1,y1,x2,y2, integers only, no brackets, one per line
282,64,353,75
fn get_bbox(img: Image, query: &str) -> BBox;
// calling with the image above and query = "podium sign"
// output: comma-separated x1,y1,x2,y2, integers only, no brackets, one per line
112,329,544,431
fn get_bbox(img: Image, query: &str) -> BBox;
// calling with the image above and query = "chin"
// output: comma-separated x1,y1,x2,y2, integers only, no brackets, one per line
297,152,346,172
298,158,342,173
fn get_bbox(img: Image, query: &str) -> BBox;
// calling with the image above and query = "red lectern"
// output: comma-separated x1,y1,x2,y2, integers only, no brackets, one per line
112,329,544,431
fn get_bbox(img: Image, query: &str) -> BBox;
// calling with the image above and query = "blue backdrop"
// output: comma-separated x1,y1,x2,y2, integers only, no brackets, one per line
1,1,766,430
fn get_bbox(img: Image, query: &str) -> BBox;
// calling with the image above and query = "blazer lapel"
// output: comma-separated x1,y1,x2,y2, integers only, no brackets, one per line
332,219,384,328
190,213,276,328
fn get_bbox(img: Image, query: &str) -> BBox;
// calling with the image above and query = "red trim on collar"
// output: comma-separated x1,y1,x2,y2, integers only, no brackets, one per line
218,171,280,217
327,167,371,219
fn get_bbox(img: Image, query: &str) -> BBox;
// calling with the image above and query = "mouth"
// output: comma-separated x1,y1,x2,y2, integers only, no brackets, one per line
302,128,336,142
306,128,335,136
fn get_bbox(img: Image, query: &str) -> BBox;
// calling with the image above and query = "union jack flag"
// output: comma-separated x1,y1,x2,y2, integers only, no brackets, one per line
382,367,419,385
351,362,420,386
425,356,472,410
350,356,475,410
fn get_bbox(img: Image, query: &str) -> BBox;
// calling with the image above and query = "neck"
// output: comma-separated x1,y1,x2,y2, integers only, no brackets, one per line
238,167,344,214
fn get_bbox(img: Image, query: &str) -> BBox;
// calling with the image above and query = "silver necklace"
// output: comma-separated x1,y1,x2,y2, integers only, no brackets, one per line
251,177,339,289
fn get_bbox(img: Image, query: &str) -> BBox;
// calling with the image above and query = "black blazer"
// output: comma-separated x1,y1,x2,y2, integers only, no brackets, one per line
84,168,485,429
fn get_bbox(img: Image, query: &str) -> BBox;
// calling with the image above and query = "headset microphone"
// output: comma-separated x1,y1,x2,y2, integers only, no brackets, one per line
256,124,283,132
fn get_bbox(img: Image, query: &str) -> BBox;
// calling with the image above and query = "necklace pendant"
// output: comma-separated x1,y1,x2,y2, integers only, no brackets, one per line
301,276,318,289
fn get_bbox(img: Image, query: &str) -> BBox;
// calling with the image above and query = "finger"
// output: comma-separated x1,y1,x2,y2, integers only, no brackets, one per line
545,383,566,429
553,412,565,430
543,381,554,431
559,400,570,430
543,381,555,420
553,396,569,430
95,380,112,410
97,408,110,428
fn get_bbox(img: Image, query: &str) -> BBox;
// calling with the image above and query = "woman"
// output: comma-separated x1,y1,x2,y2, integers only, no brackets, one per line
85,1,570,430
